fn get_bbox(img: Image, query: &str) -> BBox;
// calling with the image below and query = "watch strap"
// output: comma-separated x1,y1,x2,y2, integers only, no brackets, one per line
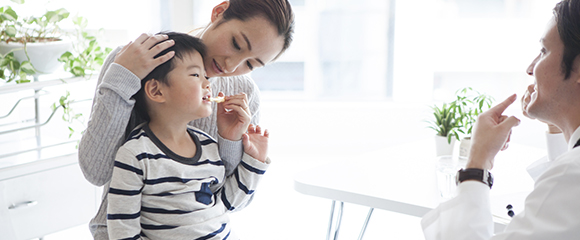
456,168,493,189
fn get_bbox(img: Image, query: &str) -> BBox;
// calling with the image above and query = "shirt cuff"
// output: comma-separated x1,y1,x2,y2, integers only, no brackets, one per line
242,153,270,171
457,180,491,195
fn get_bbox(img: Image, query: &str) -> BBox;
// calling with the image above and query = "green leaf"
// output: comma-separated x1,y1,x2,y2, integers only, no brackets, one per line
71,66,84,76
58,51,73,62
73,16,88,29
8,59,20,72
44,8,69,23
4,7,18,20
20,61,36,74
17,71,29,83
5,25,17,37
10,0,25,4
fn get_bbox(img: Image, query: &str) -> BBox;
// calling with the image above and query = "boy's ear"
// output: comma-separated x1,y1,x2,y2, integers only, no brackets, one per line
211,1,229,23
144,79,166,103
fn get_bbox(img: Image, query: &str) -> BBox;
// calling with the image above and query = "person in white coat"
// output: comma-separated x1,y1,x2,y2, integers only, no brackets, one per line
421,0,580,239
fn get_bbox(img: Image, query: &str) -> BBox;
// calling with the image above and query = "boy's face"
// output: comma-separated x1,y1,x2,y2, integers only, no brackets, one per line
163,51,212,120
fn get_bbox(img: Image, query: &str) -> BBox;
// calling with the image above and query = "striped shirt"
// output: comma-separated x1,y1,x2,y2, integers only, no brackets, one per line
107,124,269,240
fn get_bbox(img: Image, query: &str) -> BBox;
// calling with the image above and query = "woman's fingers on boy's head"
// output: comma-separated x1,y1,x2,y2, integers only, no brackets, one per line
143,33,168,48
135,33,151,44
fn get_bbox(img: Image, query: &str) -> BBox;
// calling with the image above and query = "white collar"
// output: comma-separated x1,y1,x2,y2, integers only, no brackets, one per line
567,126,580,150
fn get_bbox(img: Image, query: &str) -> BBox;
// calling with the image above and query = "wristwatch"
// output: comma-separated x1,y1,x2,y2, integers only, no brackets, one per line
456,168,494,189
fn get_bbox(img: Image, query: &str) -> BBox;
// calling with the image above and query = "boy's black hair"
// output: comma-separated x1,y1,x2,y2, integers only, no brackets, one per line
126,32,207,137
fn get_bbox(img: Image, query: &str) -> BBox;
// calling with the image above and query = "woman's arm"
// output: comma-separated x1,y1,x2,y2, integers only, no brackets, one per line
78,34,175,186
78,47,140,186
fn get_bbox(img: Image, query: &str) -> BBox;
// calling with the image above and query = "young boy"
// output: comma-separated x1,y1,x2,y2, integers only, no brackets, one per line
106,32,270,240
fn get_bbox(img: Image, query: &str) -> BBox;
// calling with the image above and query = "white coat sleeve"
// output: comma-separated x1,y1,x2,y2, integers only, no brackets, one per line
422,150,580,240
421,181,493,240
492,153,580,239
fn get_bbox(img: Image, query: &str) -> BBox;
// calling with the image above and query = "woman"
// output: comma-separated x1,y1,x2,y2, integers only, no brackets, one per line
79,0,294,238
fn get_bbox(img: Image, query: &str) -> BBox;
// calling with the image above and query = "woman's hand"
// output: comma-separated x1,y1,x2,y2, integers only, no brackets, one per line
114,33,175,80
467,94,521,170
243,124,269,163
216,92,252,141
522,84,562,134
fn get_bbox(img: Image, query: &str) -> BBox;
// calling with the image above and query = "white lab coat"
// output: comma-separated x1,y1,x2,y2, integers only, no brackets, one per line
421,127,580,240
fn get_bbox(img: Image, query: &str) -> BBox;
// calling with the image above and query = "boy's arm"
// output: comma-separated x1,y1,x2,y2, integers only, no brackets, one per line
107,147,145,240
219,153,270,211
219,125,270,210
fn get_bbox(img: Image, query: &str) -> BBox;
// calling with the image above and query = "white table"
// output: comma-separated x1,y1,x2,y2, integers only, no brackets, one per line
294,139,545,240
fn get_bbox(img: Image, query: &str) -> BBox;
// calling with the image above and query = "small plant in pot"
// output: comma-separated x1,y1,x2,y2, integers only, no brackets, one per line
0,0,111,83
0,0,111,138
453,87,494,158
0,1,72,82
427,101,461,156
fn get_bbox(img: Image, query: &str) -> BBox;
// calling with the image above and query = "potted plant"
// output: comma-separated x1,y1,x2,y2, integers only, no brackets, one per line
0,0,111,138
0,1,72,82
0,0,111,83
453,87,494,158
427,101,461,156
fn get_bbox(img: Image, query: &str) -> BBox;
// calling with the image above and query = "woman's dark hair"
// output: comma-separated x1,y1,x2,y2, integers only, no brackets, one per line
553,0,580,79
126,32,206,137
216,0,295,61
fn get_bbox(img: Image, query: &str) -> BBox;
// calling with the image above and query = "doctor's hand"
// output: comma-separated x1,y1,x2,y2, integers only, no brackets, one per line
467,94,521,170
243,124,269,163
216,92,252,141
521,84,561,134
114,33,175,80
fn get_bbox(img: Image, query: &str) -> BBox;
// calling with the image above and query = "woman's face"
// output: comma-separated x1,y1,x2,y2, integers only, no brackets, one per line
201,11,285,78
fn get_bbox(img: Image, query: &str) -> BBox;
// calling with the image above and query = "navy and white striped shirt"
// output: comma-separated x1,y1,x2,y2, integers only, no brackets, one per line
107,124,269,240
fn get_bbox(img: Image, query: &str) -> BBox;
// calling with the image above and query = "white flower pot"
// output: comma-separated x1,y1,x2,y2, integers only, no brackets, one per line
459,137,471,159
0,39,72,75
435,135,456,156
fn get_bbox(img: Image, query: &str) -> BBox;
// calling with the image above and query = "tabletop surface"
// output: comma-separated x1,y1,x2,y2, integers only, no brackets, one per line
294,139,546,225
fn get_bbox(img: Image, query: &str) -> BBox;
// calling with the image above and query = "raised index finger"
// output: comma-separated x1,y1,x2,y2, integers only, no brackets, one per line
489,94,517,116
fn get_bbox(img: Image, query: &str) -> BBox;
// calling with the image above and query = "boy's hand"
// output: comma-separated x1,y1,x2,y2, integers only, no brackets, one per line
216,92,251,141
114,33,175,80
243,125,269,163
